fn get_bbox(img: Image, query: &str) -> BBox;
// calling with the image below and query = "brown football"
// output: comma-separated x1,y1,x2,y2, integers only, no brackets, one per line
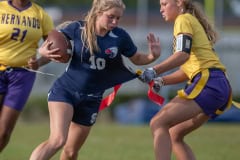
47,29,72,63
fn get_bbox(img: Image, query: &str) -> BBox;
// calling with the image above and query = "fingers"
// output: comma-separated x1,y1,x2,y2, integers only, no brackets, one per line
147,33,160,43
147,33,161,59
50,58,62,63
41,39,51,48
47,54,61,59
39,40,60,58
147,33,155,42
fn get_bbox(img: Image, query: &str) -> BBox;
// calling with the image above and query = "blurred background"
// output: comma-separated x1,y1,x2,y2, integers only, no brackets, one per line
25,0,240,123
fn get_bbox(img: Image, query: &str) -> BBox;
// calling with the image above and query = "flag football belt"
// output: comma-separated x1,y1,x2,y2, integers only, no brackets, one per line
177,69,232,115
99,69,165,111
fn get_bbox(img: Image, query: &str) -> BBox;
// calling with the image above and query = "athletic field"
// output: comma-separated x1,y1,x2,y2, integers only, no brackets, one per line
1,120,239,160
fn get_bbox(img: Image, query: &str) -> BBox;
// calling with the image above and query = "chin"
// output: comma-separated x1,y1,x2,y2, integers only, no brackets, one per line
165,18,172,22
109,26,116,30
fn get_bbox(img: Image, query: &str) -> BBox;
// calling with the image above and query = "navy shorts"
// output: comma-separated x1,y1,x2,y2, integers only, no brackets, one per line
0,68,36,111
184,69,231,118
48,85,103,126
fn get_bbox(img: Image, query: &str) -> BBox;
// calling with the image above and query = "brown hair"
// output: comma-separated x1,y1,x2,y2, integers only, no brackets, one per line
82,0,125,55
182,0,218,44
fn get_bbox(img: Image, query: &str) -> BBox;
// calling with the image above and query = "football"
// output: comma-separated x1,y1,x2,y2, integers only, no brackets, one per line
47,29,72,63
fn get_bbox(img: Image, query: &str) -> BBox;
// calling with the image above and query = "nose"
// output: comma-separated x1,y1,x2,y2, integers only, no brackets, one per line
112,18,118,25
160,7,163,14
111,19,119,28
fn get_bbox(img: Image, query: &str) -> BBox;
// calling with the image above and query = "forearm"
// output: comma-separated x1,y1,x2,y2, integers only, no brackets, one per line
153,52,188,75
37,56,51,67
162,69,188,85
130,52,159,65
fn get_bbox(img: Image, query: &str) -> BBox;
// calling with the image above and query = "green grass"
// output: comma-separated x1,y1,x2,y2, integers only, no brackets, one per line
1,120,240,160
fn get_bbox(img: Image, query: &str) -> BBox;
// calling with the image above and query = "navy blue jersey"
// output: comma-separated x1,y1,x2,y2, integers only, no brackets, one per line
54,21,138,94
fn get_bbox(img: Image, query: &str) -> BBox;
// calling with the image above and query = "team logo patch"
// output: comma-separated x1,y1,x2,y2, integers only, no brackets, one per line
105,47,118,58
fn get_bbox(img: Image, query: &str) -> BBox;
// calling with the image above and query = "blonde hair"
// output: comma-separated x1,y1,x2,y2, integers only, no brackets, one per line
182,0,218,44
82,0,125,55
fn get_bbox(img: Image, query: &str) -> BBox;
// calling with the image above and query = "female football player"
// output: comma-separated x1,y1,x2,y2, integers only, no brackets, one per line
139,0,232,159
29,0,161,159
0,0,53,152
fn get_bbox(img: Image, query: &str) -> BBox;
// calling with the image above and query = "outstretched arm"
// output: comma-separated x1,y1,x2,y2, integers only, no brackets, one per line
129,33,161,65
153,52,189,75
139,32,193,83
139,52,189,83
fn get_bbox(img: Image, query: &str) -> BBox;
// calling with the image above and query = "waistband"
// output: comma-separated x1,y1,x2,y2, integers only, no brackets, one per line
192,68,224,81
0,64,25,72
208,68,224,72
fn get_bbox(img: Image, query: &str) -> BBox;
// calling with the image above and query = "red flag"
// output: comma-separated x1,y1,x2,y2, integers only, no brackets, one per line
147,81,165,106
99,84,122,111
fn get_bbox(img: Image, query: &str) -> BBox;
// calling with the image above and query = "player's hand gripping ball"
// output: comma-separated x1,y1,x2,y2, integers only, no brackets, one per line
47,29,72,63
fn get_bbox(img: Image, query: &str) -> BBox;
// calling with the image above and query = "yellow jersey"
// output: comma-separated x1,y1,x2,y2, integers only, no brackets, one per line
173,13,225,79
0,1,54,67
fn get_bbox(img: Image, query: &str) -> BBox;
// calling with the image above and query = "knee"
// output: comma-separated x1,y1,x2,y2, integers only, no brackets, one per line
48,136,67,151
62,146,78,159
149,113,167,132
169,128,184,143
149,117,158,132
149,116,165,136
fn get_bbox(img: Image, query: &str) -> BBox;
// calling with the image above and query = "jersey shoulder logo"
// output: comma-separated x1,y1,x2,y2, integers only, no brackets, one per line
105,47,118,58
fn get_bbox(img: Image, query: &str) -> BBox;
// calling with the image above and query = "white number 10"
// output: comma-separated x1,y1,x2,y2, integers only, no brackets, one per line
89,56,106,70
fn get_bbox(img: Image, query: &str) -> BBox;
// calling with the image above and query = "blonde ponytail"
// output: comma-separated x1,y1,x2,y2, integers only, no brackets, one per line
184,1,218,44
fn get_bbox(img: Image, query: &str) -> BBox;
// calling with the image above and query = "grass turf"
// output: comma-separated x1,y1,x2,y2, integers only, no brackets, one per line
1,120,240,160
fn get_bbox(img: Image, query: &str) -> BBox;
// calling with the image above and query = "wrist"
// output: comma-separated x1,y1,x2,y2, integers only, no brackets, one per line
38,57,51,67
148,67,157,77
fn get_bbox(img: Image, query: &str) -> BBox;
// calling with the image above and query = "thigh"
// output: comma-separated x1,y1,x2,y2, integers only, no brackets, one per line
152,96,204,128
0,105,20,133
48,102,74,139
169,112,209,138
0,95,4,110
